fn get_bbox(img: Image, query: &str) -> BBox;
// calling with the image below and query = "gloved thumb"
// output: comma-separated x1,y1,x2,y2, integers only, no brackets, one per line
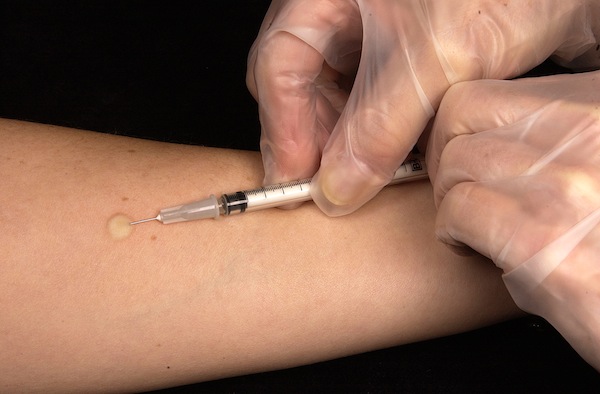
310,97,433,216
309,1,440,216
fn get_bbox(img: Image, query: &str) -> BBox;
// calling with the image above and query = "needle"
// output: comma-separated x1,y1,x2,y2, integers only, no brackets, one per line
130,216,160,225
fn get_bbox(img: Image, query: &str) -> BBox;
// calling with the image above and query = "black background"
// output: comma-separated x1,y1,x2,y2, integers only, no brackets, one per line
1,1,598,392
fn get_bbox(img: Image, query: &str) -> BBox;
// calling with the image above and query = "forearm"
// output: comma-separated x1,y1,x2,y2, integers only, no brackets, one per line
0,119,520,393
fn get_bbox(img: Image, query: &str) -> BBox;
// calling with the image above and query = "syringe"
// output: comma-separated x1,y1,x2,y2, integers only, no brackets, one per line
130,155,428,225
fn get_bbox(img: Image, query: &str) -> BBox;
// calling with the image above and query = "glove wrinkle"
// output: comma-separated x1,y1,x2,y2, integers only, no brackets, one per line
503,207,600,294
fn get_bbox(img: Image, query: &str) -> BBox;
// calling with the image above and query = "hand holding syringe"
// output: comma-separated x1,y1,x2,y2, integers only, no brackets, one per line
130,155,427,225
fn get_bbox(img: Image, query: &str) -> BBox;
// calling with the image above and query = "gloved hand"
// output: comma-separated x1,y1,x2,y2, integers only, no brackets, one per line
427,70,600,370
247,0,599,216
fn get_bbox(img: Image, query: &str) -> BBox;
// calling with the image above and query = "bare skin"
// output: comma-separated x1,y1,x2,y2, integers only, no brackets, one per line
0,118,520,393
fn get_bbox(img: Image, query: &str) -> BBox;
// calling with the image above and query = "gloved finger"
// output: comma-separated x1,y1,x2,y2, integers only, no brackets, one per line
311,0,447,216
427,2,600,183
426,72,600,185
550,1,600,71
247,1,362,98
252,32,332,184
432,127,538,210
426,80,545,184
435,179,524,270
436,169,600,273
246,0,281,99
246,0,362,184
433,97,600,208
435,93,600,264
432,113,562,266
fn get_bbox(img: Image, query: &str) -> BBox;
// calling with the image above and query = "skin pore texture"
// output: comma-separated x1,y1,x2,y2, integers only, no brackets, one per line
0,118,521,393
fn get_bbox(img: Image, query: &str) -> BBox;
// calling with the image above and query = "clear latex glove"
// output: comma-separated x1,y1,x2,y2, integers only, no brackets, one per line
247,0,598,216
427,70,600,370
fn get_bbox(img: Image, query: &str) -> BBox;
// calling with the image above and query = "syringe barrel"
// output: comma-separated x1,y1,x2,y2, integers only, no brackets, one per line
156,155,427,223
389,156,428,185
221,179,312,215
245,179,313,211
158,194,220,223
